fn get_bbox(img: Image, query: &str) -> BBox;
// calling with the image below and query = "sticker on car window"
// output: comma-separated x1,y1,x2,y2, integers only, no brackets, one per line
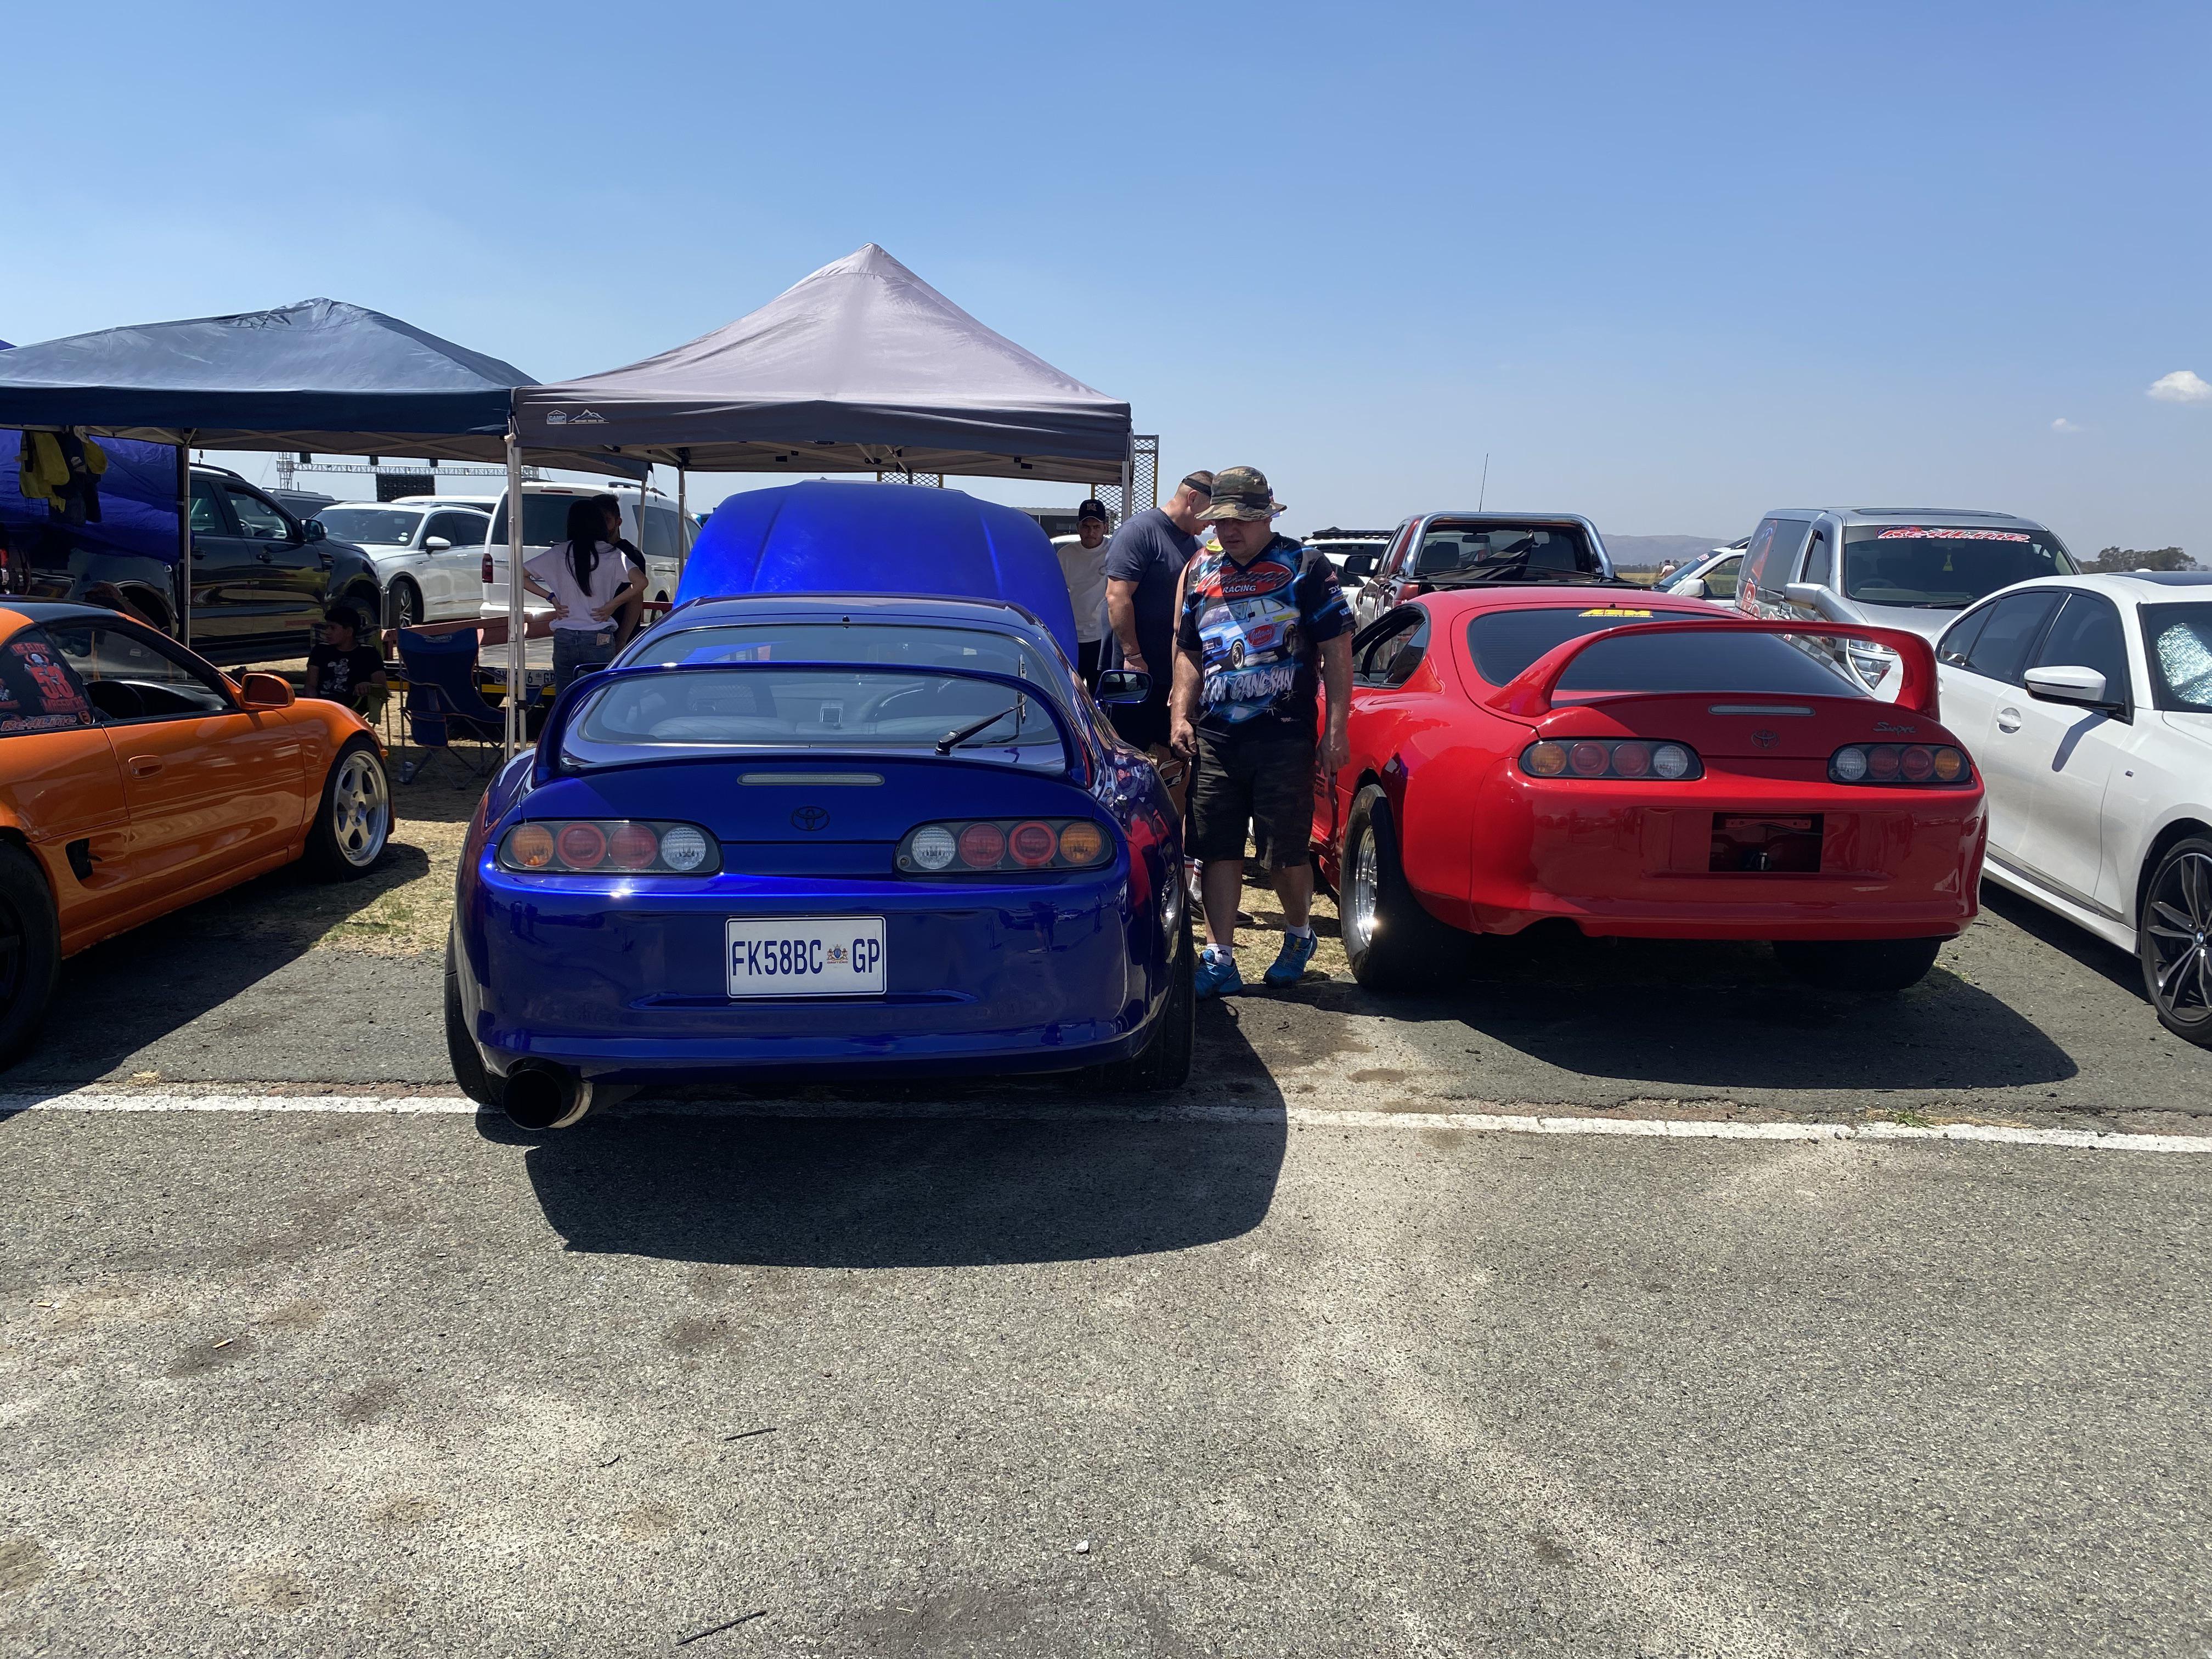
1876,527,2030,541
1578,608,1653,617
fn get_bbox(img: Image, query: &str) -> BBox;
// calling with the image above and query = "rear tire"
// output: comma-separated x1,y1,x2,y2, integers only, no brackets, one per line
1094,915,1194,1093
304,735,393,880
387,578,424,631
2139,834,2212,1048
1340,785,1471,990
0,843,60,1070
1774,936,1943,993
445,936,504,1109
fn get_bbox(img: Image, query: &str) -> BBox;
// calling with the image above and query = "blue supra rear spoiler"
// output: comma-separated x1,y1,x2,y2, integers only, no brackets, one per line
532,661,1088,788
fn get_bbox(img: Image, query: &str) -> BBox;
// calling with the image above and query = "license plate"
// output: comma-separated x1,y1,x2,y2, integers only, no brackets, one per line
726,917,885,997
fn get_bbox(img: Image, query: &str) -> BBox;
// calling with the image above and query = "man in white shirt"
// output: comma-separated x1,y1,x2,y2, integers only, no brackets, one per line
1054,499,1112,684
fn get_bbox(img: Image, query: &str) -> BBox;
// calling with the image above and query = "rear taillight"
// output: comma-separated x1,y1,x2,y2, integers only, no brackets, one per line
481,550,494,584
1521,740,1702,781
498,820,719,874
897,819,1114,874
1829,744,1971,786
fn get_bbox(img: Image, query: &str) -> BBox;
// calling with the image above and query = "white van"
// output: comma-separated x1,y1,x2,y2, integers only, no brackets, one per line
474,483,694,619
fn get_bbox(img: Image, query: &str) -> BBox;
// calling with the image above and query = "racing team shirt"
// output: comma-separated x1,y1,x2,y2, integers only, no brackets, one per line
1177,534,1353,737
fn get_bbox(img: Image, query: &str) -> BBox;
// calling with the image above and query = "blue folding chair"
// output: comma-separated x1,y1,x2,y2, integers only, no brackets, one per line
394,627,506,785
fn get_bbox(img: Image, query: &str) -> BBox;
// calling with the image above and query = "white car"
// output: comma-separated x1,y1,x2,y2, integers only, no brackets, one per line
475,483,693,619
1653,540,1747,605
1934,572,2212,1045
309,501,494,628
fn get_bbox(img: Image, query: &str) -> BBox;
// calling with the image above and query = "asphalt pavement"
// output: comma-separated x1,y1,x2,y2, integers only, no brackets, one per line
2,845,2210,1655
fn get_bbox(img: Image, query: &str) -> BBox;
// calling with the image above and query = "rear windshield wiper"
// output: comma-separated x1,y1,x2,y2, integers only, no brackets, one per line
935,703,1023,755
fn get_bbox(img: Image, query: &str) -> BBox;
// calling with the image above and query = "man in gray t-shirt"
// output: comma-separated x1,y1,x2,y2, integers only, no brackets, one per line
1101,470,1213,749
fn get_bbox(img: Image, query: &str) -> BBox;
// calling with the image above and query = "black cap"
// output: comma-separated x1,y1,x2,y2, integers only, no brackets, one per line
1078,499,1108,523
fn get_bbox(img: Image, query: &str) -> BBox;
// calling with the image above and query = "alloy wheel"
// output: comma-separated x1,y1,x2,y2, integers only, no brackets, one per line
393,583,422,630
331,751,391,868
2145,850,2212,1019
1348,826,1379,951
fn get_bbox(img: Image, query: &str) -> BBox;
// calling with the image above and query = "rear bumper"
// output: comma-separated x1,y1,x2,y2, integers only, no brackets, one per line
455,861,1167,1082
1425,775,1986,941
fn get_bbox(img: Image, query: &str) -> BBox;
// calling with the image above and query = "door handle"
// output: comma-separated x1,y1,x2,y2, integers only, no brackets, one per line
128,756,163,777
1996,706,2023,733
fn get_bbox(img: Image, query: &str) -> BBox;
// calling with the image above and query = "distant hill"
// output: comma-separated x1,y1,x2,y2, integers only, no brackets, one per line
1603,534,1731,571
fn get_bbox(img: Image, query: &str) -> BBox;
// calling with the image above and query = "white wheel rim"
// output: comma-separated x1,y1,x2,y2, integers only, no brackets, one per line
331,751,390,868
1348,826,1379,951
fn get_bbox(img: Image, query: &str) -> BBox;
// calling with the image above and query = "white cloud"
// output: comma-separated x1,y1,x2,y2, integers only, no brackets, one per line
2147,370,2212,403
2050,417,2083,433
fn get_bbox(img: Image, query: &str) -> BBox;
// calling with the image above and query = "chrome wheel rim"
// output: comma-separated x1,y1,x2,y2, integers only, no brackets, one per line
331,751,390,868
2145,850,2212,1019
394,584,420,629
1348,826,1379,952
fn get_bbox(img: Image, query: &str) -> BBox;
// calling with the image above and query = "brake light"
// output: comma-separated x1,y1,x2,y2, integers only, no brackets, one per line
497,820,720,873
1521,740,1702,781
898,819,1115,873
1829,744,1971,786
481,550,494,584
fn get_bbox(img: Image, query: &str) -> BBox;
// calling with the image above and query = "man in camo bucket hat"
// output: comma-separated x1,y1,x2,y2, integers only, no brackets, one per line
1169,467,1355,997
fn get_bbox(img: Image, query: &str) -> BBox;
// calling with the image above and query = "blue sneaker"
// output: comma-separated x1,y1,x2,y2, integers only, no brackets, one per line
1194,947,1244,999
1266,930,1318,987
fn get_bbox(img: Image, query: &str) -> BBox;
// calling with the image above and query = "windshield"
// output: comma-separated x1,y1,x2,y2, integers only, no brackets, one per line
566,667,1068,769
2142,603,2212,712
489,494,591,549
1842,525,2076,609
314,507,421,545
1415,523,1595,579
1464,606,1864,697
629,622,1055,679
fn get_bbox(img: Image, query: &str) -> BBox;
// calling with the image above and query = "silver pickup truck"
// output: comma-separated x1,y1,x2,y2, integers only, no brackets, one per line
1342,512,1618,628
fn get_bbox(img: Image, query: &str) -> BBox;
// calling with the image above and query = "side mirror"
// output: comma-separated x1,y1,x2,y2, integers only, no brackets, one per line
1094,668,1152,705
1784,581,1853,622
1343,552,1378,578
303,519,328,543
424,537,452,552
2024,664,2120,713
1673,577,1709,598
238,672,296,710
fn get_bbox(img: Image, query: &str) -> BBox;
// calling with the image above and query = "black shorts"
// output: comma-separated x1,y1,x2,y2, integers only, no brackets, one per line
1076,639,1102,685
1189,727,1314,868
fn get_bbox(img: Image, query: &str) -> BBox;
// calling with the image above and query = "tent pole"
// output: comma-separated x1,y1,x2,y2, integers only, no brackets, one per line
176,434,194,646
676,464,687,584
1119,443,1133,531
504,425,526,759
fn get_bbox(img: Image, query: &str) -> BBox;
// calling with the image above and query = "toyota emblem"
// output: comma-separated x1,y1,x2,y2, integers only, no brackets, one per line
1753,730,1779,749
791,805,830,832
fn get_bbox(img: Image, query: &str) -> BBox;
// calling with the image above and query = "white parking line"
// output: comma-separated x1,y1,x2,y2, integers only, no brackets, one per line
3,1088,2208,1154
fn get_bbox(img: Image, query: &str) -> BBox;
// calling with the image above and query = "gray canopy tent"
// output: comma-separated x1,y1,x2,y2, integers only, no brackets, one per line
499,244,1133,751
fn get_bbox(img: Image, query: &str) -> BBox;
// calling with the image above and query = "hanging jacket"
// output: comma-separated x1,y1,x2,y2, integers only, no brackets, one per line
15,431,106,523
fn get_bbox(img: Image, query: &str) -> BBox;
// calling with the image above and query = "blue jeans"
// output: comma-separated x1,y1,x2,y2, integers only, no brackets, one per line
552,626,619,693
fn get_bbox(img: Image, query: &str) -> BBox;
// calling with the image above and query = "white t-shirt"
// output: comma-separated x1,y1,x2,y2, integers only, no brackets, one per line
524,540,633,633
1055,534,1110,644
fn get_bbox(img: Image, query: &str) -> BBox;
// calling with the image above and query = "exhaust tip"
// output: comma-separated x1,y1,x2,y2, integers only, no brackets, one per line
502,1062,592,1131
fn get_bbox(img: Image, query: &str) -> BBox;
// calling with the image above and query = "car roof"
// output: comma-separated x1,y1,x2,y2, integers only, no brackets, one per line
1769,506,2054,531
1405,587,1719,623
1412,511,1601,526
641,591,1057,640
1977,571,2212,602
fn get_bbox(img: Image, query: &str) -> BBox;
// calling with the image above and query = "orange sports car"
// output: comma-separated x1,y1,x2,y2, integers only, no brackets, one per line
0,601,393,1063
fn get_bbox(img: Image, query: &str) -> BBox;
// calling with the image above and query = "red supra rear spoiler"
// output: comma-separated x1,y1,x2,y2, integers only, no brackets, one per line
1488,618,1940,720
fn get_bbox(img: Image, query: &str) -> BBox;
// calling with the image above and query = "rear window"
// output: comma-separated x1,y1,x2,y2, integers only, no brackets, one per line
567,667,1066,770
1464,607,1863,697
2142,602,2212,711
1842,525,2076,608
489,494,588,548
628,623,1060,685
314,506,422,545
0,627,96,736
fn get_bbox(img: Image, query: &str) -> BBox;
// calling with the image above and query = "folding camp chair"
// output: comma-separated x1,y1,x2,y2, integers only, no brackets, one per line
394,627,506,784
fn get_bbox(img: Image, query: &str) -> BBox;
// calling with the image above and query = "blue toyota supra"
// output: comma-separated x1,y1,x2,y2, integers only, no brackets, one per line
447,487,1192,1130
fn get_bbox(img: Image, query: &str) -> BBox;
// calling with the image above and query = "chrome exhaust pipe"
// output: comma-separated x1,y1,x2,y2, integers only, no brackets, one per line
501,1060,593,1131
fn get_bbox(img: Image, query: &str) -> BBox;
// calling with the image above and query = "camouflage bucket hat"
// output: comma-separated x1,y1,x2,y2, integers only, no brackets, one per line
1196,465,1284,523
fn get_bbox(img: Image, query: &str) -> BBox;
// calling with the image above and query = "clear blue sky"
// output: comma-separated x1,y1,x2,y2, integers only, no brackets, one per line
9,1,2208,554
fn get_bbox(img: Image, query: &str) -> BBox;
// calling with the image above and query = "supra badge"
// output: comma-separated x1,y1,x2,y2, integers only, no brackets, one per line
791,805,831,832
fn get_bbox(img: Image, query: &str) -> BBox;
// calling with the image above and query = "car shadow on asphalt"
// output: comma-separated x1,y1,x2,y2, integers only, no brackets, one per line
0,844,435,1087
1976,882,2147,1000
506,1023,1289,1269
1276,927,2080,1094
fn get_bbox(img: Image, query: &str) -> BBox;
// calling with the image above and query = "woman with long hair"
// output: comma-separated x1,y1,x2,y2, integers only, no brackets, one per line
591,494,653,645
522,495,646,692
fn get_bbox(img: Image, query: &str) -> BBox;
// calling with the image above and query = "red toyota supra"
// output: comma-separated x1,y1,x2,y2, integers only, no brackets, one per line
1312,586,1987,992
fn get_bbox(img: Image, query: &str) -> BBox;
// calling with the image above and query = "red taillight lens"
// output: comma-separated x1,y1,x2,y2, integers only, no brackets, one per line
958,823,1006,867
900,819,1118,874
1611,742,1652,777
1899,744,1935,782
1521,740,1703,781
481,551,494,583
1569,741,1609,776
608,822,659,869
1829,744,1972,786
1867,747,1901,781
557,822,607,868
